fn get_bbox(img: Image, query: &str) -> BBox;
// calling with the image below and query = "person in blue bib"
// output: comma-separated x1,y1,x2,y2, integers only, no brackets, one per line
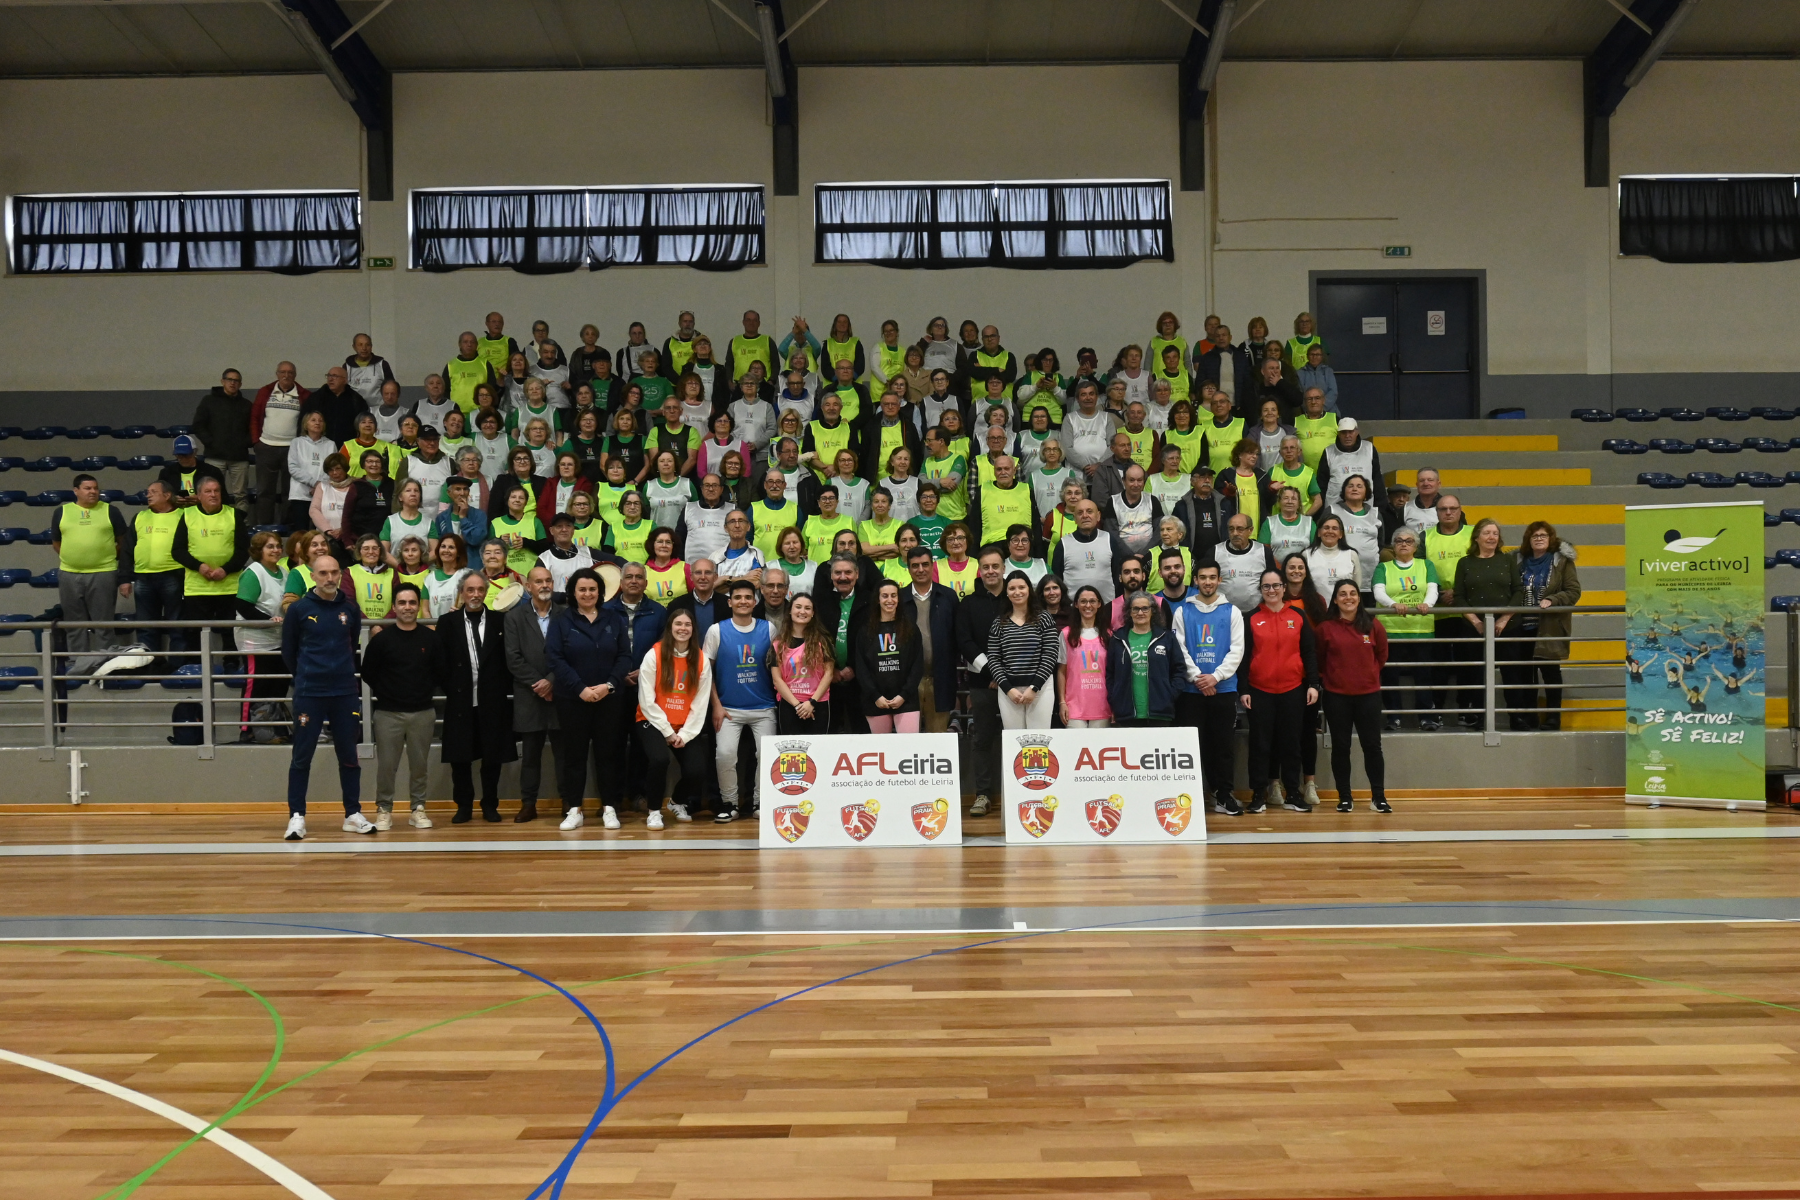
702,578,777,824
1168,559,1246,817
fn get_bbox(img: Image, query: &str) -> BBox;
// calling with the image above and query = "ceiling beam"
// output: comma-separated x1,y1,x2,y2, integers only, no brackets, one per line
1582,0,1695,187
275,0,392,200
759,0,798,196
1177,0,1228,192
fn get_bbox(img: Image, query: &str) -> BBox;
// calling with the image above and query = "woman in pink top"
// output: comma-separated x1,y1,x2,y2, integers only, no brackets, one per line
1058,585,1114,727
773,593,836,735
697,410,747,481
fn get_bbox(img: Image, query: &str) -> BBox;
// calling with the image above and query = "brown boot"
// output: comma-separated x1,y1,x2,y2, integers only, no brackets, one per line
514,801,538,824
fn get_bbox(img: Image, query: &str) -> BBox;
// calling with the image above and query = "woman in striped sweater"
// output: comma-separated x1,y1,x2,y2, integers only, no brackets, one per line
988,570,1060,729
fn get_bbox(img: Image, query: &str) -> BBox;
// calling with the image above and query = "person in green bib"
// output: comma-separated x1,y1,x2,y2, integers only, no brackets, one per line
170,475,249,679
1373,527,1441,731
821,312,865,381
492,485,548,576
130,480,188,659
1286,311,1327,371
977,455,1037,550
921,425,969,523
802,485,856,563
631,347,674,410
444,330,500,415
1265,434,1323,516
478,311,520,380
1294,387,1338,472
726,309,776,383
604,489,654,564
802,391,859,484
821,358,869,425
909,482,951,558
1198,390,1246,473
51,473,130,656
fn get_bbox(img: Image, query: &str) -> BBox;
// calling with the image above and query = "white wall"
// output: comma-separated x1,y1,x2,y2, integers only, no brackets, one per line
0,59,1796,396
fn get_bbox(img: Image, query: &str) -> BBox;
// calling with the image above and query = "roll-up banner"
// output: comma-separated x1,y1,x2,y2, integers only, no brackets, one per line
757,733,963,847
1625,500,1766,810
1000,727,1208,844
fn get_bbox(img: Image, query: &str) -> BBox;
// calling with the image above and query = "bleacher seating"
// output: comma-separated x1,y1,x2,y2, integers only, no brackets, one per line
1662,408,1704,421
1649,438,1695,453
1638,472,1685,489
1686,472,1735,488
27,570,57,587
0,666,37,691
26,491,75,506
1742,436,1785,451
1706,407,1751,421
1738,471,1784,487
20,427,66,440
1695,437,1741,452
24,456,72,471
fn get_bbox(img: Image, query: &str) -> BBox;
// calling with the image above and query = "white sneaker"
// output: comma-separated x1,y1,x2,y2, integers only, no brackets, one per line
343,812,377,835
283,814,306,841
671,803,692,823
1303,782,1322,809
970,794,991,816
560,808,584,830
647,809,664,830
374,810,393,831
408,808,433,828
602,806,621,830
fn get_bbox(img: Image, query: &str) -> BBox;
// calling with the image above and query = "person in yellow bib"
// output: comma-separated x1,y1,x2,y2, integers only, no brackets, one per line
725,309,776,383
821,312,865,381
1198,390,1246,473
52,473,130,656
976,455,1038,550
605,490,654,564
444,330,500,415
129,479,187,659
346,533,396,620
934,522,979,598
921,425,969,522
802,391,859,483
1287,311,1326,371
1293,387,1339,472
1149,310,1188,377
478,311,520,379
1119,402,1158,472
802,485,856,563
170,475,249,678
1424,493,1475,727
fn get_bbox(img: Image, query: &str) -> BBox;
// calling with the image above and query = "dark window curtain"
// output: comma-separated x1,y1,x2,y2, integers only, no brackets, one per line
11,192,359,274
412,186,764,273
815,181,1172,270
1620,177,1800,264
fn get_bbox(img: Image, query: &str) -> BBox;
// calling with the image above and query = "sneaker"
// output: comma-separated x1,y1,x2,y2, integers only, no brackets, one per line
1281,793,1313,813
1303,782,1321,808
1458,715,1481,729
1268,780,1285,806
970,794,991,816
601,806,621,830
374,809,393,831
283,814,306,841
1371,797,1393,814
343,812,377,835
559,808,584,830
1384,717,1401,732
408,808,433,829
1420,715,1442,731
1336,797,1353,813
1245,796,1267,815
713,808,736,823
1212,794,1243,817
647,809,664,830
671,803,692,823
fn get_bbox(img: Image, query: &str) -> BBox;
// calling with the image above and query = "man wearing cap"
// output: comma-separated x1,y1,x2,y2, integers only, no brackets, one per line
432,475,489,546
156,434,226,509
405,426,455,523
1316,417,1382,510
251,361,309,525
1171,463,1233,567
191,367,254,514
537,512,595,594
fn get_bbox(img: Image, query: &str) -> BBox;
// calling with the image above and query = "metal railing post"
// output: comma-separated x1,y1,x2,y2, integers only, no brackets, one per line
39,624,56,758
198,621,215,760
359,625,375,760
1482,612,1500,747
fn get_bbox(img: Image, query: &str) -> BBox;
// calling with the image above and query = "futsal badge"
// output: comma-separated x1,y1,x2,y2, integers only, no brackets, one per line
769,740,818,795
911,798,950,840
296,712,310,727
840,799,879,841
1155,794,1193,836
1085,794,1123,837
338,612,349,624
772,800,813,843
1011,734,1058,790
1018,795,1057,838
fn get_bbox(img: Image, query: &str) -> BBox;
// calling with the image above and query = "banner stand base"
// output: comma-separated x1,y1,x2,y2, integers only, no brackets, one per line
1625,795,1766,811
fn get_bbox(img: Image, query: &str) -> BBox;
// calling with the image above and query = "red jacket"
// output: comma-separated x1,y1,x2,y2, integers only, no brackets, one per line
536,475,596,525
1315,616,1389,696
250,381,311,444
1243,603,1318,694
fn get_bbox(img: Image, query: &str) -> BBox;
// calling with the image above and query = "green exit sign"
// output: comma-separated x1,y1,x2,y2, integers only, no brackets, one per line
366,256,396,270
1383,245,1412,258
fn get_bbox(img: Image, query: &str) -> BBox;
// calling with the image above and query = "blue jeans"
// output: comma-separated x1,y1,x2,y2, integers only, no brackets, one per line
131,570,187,657
287,692,363,818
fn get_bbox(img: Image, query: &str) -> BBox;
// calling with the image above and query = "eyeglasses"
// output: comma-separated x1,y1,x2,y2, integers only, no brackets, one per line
1260,582,1285,591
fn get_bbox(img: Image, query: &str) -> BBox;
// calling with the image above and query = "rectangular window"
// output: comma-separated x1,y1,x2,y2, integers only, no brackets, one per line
814,180,1172,269
410,186,765,272
1619,175,1800,263
10,191,361,274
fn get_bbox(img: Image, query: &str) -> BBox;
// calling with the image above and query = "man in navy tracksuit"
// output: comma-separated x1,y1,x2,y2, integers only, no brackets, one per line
280,555,374,840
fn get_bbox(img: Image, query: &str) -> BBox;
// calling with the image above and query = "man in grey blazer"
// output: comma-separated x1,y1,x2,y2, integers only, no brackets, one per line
504,564,561,823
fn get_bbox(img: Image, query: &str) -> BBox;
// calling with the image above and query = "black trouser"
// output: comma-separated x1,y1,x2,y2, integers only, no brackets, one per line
1520,660,1564,726
778,700,832,735
1498,630,1535,728
1177,690,1238,802
450,760,501,813
255,442,290,526
1246,685,1305,798
555,693,623,812
829,680,866,734
1382,637,1436,719
518,729,557,805
285,499,313,531
1323,690,1385,803
636,722,711,807
966,686,1002,796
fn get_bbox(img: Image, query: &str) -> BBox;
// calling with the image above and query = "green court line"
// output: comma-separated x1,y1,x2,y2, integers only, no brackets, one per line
0,942,286,1200
33,922,1800,1198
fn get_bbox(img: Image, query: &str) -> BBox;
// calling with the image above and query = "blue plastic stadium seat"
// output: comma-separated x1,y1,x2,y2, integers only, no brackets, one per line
250,523,291,535
1696,437,1741,453
1742,436,1786,452
1687,472,1735,488
0,426,20,440
24,456,72,472
123,490,148,506
1617,408,1657,422
1707,407,1751,421
1663,408,1705,421
1638,472,1685,489
164,663,203,690
26,490,75,506
70,455,119,471
99,673,145,691
21,427,67,440
1783,509,1800,525
1753,408,1798,420
155,425,190,439
0,568,28,585
1767,510,1783,526
0,666,37,692
0,530,27,546
0,456,22,470
1737,471,1783,487
98,489,125,503
1778,549,1800,568
1649,439,1695,453
1603,438,1648,453
0,612,32,630
1571,408,1613,422
66,427,102,441
0,490,24,504
1774,596,1800,612
25,530,52,545
27,570,58,588
109,425,155,440
118,455,166,471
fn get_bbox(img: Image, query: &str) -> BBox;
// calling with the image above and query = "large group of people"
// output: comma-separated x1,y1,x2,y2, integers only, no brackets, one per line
42,308,1585,837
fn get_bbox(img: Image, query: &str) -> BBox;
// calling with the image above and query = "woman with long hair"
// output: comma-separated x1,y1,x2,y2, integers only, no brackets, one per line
635,608,713,827
380,479,432,566
1279,551,1326,807
1317,579,1391,813
233,530,290,744
394,535,430,591
1304,513,1360,605
423,533,470,619
644,528,690,603
537,449,596,522
1037,573,1071,629
561,407,605,484
774,592,837,733
1331,474,1383,598
988,570,1059,729
1458,516,1528,729
855,580,923,733
1241,568,1320,813
1513,519,1582,730
1058,584,1112,728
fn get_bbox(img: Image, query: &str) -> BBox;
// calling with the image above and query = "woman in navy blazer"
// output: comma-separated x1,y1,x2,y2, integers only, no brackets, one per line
544,566,632,830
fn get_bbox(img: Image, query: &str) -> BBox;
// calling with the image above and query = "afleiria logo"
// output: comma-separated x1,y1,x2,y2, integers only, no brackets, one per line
1639,527,1749,574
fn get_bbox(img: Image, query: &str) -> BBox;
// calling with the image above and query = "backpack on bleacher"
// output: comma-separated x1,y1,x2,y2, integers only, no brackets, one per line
168,702,204,745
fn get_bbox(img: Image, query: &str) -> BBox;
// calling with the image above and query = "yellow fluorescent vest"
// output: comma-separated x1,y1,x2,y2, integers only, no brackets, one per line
445,356,490,414
729,334,774,381
180,506,240,596
980,482,1032,547
56,502,118,573
133,508,183,574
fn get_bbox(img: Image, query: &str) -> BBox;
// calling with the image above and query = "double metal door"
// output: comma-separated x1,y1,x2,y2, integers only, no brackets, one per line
1315,277,1477,420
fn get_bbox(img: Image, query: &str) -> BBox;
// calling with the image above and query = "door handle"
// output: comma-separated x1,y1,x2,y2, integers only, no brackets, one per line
1390,351,1399,373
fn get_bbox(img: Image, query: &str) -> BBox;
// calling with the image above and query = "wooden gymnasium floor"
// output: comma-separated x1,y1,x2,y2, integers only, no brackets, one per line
4,796,1800,1200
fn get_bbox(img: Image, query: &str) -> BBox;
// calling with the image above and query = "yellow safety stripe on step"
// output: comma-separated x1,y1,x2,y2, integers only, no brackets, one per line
1580,545,1625,566
1463,504,1623,526
1386,468,1590,487
1376,435,1559,453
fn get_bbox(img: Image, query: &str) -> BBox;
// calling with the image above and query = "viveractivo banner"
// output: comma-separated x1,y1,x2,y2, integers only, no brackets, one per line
1624,500,1766,809
1000,727,1207,844
756,733,963,848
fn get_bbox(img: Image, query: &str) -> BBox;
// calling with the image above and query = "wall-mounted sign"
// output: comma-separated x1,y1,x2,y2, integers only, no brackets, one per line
1362,317,1388,335
366,256,396,270
1383,245,1411,257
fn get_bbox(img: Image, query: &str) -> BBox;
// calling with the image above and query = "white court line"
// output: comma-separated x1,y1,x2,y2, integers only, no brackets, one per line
0,1046,336,1199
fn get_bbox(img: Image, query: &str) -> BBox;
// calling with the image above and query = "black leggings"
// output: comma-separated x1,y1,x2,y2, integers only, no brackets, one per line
555,694,624,812
1247,686,1305,796
1323,690,1386,802
636,722,711,807
777,700,831,735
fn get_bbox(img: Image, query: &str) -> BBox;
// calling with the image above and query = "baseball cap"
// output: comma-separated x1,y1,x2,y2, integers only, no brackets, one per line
172,434,196,454
1189,463,1216,476
1338,417,1359,431
445,476,470,489
418,425,441,440
548,512,574,527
